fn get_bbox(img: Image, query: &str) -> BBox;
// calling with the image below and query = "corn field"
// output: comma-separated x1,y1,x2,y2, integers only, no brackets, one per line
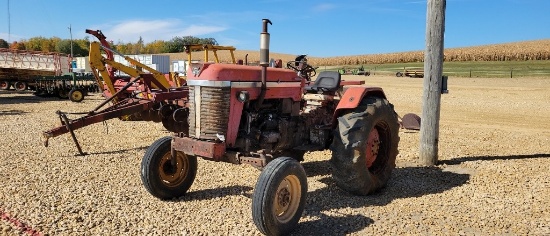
309,39,550,66
166,39,550,66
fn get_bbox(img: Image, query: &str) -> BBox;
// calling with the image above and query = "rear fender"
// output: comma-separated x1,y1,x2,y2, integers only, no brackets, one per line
332,86,387,128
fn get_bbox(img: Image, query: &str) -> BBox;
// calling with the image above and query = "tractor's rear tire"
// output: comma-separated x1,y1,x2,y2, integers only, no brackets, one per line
141,136,197,200
330,96,399,195
252,157,307,236
68,88,84,102
14,81,27,91
0,81,10,90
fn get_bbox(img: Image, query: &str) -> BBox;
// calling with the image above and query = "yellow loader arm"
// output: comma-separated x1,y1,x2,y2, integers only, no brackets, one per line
88,41,171,101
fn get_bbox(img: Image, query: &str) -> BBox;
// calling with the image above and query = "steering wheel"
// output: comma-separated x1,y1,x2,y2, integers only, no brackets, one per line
286,61,317,81
286,61,299,71
302,65,317,79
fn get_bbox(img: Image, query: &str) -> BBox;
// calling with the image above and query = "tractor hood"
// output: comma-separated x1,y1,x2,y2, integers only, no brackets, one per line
186,63,301,83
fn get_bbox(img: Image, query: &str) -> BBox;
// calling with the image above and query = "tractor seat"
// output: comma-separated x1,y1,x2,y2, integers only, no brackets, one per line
305,71,341,93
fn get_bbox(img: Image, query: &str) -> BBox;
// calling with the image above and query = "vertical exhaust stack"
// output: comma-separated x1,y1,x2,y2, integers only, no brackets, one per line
260,19,272,67
256,19,272,110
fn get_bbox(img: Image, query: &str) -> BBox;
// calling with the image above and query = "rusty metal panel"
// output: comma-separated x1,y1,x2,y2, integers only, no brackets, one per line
401,113,421,130
336,86,386,111
172,137,225,161
339,80,365,86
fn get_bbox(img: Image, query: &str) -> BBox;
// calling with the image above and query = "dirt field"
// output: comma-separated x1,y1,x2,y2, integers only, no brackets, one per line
0,75,549,235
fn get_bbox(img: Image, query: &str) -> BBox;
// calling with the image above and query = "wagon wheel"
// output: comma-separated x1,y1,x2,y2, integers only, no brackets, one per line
141,136,197,199
68,89,85,102
58,88,69,99
0,81,10,90
34,83,48,97
252,157,307,235
396,72,403,77
330,96,399,195
14,81,28,91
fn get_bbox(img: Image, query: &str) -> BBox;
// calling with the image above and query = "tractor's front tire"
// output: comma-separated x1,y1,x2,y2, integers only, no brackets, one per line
330,96,399,195
252,157,307,236
141,136,197,200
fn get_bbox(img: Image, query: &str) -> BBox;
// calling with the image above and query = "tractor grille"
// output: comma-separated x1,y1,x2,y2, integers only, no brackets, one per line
188,86,231,140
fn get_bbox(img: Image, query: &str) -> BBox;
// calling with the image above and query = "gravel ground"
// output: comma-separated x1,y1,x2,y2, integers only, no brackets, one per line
0,75,549,235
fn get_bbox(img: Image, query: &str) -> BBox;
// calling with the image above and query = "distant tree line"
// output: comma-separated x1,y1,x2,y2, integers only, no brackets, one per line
0,36,218,56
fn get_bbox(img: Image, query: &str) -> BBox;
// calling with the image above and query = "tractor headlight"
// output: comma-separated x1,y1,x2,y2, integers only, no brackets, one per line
237,91,249,103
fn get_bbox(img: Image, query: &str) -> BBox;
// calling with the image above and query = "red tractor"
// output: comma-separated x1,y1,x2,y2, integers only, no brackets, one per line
140,19,399,235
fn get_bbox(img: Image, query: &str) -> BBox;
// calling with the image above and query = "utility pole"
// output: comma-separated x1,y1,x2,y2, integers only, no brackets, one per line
68,24,75,88
419,0,446,166
7,0,10,42
68,24,73,58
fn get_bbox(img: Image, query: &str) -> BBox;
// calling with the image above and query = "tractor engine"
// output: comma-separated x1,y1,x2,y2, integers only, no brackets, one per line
180,61,340,163
234,96,335,159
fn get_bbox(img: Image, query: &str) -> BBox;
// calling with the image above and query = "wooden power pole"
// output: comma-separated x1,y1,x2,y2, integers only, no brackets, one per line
419,0,446,166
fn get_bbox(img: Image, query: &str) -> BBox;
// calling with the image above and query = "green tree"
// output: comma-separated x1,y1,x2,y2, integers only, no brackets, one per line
163,39,182,53
56,40,71,54
133,36,144,54
75,37,90,53
26,36,47,51
4,34,216,54
0,39,8,48
56,39,87,57
41,39,55,52
112,40,129,54
163,36,219,53
144,40,166,54
10,41,26,50
200,37,218,45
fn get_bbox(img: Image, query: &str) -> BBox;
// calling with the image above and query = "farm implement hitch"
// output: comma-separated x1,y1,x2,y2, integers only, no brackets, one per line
56,110,86,156
42,68,188,154
42,88,188,154
43,97,156,155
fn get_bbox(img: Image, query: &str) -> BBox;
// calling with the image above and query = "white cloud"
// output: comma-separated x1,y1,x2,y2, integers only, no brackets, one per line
98,19,227,43
179,25,226,36
111,20,173,35
313,3,337,12
216,37,242,47
0,33,24,43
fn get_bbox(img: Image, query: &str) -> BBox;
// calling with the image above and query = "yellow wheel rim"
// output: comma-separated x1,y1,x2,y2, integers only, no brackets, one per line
273,175,301,223
71,91,83,101
158,152,189,187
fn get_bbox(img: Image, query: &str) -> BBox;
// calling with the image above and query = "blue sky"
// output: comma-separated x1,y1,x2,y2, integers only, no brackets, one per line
1,0,549,57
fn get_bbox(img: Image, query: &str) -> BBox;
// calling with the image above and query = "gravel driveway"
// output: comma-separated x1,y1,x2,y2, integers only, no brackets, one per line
0,75,548,235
